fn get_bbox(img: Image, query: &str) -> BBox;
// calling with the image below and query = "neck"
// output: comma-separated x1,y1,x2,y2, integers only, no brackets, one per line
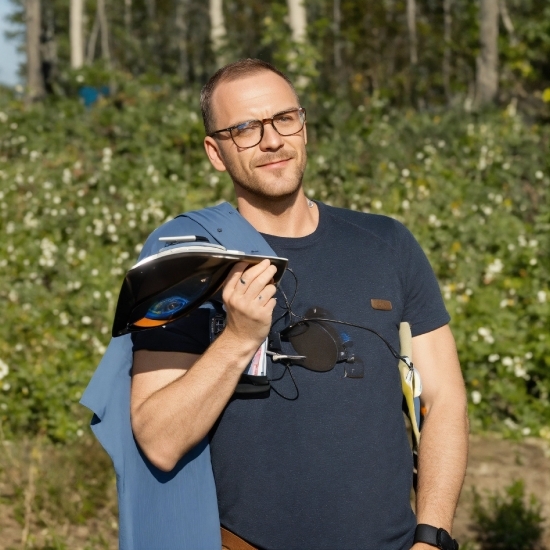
236,190,319,238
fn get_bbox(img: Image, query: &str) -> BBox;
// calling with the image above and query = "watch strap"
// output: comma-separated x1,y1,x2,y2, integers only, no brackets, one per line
414,524,459,550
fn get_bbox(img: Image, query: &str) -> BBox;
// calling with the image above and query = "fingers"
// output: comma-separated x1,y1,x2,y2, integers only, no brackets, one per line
224,259,277,296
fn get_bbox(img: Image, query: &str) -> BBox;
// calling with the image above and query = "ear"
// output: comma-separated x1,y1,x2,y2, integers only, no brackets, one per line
204,136,227,172
303,122,308,145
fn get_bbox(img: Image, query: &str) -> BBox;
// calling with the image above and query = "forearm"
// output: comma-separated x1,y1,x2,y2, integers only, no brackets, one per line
414,395,469,532
131,331,257,471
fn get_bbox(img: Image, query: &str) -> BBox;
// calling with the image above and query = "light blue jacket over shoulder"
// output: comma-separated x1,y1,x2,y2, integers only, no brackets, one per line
80,202,276,550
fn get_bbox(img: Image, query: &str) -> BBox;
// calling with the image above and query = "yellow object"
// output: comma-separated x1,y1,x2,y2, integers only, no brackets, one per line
399,322,421,450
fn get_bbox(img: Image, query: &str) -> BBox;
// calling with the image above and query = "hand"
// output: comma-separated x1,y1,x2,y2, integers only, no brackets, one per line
221,259,277,351
411,544,436,550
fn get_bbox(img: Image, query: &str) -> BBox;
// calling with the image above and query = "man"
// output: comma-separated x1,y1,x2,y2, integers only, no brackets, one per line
130,59,468,550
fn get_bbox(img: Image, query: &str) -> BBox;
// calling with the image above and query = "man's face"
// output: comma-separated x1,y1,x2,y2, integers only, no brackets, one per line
204,71,307,203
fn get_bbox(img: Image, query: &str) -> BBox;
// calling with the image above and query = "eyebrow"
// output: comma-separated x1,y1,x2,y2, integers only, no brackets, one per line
228,107,300,128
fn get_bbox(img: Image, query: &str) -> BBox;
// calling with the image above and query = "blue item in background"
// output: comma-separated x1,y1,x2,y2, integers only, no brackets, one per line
78,86,110,107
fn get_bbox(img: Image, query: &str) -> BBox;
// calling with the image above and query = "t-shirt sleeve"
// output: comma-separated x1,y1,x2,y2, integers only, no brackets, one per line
131,308,211,354
398,224,451,337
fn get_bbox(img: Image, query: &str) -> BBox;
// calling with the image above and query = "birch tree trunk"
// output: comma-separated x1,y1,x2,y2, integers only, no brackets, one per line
406,0,418,65
70,0,84,69
476,0,499,105
287,0,307,43
97,0,111,65
209,0,227,68
25,0,45,103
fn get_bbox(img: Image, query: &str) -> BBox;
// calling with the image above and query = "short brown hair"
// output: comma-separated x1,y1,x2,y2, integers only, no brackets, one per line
200,59,300,135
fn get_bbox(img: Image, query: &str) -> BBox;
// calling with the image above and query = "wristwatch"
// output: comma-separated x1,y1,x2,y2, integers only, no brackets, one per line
414,524,459,550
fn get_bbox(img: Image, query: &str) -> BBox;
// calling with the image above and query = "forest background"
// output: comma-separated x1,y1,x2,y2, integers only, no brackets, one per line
0,0,549,548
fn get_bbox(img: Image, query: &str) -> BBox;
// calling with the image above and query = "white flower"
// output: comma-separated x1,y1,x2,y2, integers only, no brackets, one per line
146,164,155,176
522,427,531,436
504,418,518,430
535,170,543,180
62,168,72,184
514,363,527,378
488,354,500,363
401,168,410,178
529,258,537,266
471,390,482,405
502,356,514,368
2,382,10,391
537,291,546,303
81,316,92,325
372,200,382,210
401,200,410,210
77,206,86,216
484,258,503,283
477,327,495,344
0,359,9,380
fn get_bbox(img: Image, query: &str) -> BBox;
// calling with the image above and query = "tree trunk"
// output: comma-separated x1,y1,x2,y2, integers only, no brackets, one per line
124,0,132,35
70,0,84,69
175,0,190,80
97,0,111,65
86,10,99,64
209,0,226,68
406,0,417,66
41,4,57,93
25,0,45,103
443,0,452,102
287,0,307,43
498,0,517,46
476,0,499,105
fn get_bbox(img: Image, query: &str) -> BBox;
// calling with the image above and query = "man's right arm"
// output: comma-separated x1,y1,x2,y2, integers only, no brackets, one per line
130,259,277,472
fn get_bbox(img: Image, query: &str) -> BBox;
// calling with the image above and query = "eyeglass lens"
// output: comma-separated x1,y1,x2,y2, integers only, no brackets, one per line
231,110,304,148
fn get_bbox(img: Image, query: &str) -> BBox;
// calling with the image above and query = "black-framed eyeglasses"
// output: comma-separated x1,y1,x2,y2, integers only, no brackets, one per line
208,107,306,149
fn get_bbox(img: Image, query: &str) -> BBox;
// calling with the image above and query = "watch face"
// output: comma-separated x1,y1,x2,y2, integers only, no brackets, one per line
436,528,456,550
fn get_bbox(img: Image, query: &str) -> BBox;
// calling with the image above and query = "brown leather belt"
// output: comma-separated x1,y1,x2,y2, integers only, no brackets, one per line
221,527,257,550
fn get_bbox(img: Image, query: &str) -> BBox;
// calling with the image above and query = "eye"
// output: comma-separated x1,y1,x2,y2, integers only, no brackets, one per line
233,120,261,135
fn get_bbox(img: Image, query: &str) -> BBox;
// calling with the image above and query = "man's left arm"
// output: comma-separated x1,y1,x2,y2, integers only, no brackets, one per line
411,324,469,550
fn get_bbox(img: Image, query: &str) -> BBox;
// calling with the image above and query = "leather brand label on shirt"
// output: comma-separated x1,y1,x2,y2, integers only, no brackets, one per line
371,299,392,311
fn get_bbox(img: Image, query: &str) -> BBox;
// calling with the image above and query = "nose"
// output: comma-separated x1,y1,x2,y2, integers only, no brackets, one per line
259,121,284,151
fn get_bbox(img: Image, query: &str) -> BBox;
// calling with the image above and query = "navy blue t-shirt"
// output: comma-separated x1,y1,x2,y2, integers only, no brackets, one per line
132,202,450,550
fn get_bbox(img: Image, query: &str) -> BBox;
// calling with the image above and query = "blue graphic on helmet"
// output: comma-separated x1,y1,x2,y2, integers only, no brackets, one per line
146,296,189,320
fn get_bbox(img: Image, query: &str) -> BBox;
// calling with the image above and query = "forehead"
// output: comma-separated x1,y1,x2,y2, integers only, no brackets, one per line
211,71,298,127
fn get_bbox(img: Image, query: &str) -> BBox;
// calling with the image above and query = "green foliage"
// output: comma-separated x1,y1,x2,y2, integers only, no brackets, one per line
471,480,545,549
0,76,548,442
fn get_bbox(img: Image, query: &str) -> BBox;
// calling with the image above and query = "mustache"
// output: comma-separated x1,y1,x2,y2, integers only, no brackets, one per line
252,150,297,168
